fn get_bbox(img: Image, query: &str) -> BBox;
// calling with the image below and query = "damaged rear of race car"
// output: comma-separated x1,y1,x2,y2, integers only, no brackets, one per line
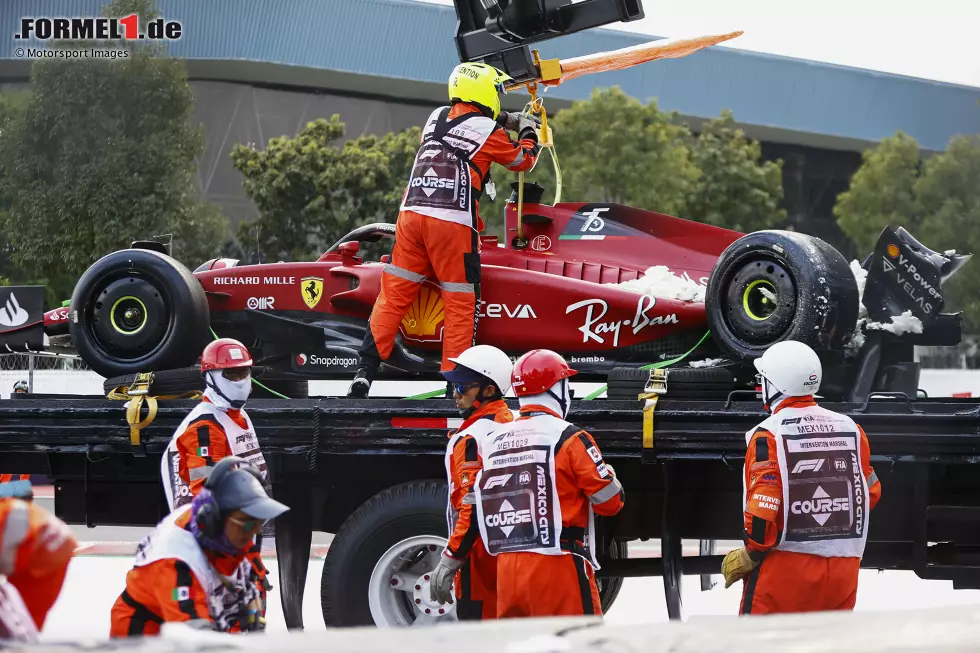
844,226,972,401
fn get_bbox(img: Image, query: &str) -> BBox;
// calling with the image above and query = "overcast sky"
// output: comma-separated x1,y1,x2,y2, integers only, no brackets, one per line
415,0,980,88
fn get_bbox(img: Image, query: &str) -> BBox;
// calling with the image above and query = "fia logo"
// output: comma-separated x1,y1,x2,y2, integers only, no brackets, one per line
519,471,531,485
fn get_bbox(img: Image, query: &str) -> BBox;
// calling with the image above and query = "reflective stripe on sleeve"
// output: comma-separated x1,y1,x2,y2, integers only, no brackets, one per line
0,502,30,574
588,478,623,505
189,466,215,481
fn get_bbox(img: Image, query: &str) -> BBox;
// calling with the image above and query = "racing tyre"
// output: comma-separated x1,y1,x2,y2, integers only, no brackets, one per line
102,369,309,399
102,367,202,397
69,249,210,378
705,230,859,363
321,481,448,628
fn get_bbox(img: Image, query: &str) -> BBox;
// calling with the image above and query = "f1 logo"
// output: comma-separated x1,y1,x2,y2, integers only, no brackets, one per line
792,459,825,474
483,474,512,490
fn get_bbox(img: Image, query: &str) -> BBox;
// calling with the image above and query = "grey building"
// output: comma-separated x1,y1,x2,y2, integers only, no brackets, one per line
2,0,979,257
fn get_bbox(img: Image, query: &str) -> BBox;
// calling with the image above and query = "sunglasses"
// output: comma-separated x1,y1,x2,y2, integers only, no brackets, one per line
228,515,266,532
452,381,482,395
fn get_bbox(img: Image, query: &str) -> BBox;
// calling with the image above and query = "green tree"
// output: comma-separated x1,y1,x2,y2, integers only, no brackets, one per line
686,110,786,232
0,0,228,283
518,86,699,215
231,117,421,262
490,88,783,235
833,132,922,254
834,132,980,328
916,135,980,327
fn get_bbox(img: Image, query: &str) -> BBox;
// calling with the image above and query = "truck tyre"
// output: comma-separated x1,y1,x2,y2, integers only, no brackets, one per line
705,230,858,363
69,249,210,378
597,539,628,614
321,481,448,627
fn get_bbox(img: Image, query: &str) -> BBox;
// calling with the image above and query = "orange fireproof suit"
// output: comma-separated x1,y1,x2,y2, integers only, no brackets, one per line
109,507,258,637
444,399,513,620
168,399,271,612
0,497,77,638
358,102,540,375
494,406,625,618
740,396,882,615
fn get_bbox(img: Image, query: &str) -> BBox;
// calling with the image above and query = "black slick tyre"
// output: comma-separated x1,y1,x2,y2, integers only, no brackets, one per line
69,249,210,378
705,230,858,363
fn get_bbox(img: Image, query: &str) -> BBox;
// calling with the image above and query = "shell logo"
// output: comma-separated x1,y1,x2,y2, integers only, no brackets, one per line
400,285,445,342
886,244,900,258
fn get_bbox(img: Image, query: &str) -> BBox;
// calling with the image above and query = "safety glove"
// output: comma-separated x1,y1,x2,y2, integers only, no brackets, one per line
721,547,759,588
429,552,464,605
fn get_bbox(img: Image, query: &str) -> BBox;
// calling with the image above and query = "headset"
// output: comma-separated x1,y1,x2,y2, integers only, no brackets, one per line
194,456,264,539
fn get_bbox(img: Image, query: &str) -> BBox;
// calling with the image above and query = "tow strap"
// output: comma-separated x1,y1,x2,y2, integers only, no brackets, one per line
581,330,712,401
105,372,202,457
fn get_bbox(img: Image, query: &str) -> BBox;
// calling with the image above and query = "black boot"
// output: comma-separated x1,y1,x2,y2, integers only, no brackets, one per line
346,367,373,398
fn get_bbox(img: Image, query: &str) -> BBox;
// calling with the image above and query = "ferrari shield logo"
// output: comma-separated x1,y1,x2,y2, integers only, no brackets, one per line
300,277,323,309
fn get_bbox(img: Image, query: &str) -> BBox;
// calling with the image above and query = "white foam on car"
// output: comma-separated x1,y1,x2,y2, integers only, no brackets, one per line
688,358,726,369
866,310,924,336
845,259,871,356
614,266,706,303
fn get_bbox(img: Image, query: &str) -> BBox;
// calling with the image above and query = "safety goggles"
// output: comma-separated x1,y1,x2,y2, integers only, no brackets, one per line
228,515,267,533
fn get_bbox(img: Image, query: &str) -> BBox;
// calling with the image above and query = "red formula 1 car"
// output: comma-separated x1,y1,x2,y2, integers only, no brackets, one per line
10,178,968,402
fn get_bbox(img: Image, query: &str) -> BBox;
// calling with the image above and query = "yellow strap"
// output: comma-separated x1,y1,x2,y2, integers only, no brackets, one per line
125,395,158,448
640,392,660,450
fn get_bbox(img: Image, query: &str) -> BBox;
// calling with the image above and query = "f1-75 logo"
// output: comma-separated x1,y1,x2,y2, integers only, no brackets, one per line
579,208,608,233
792,459,825,474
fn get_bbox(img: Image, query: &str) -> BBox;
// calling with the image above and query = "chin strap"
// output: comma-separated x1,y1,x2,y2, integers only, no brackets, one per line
761,378,785,414
545,380,570,419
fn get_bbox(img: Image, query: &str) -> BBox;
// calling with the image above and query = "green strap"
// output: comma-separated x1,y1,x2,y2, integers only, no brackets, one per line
405,387,448,400
581,330,713,401
208,327,290,399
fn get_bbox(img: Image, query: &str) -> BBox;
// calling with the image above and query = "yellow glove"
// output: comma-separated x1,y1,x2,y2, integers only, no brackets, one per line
721,547,758,589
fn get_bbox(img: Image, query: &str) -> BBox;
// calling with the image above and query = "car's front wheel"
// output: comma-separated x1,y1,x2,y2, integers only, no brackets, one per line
69,248,210,378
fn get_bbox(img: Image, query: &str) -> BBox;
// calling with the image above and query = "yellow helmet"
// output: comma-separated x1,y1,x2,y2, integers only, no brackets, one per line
448,62,512,119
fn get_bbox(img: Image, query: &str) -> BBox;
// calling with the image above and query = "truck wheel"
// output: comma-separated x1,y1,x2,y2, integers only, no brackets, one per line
321,481,451,628
597,539,628,614
69,249,210,378
705,230,858,362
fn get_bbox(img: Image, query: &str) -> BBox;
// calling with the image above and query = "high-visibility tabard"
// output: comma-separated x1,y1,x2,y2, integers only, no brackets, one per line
755,406,870,558
475,422,563,557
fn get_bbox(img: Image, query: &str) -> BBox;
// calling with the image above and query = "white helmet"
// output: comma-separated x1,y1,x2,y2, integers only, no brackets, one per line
443,345,514,394
753,340,821,399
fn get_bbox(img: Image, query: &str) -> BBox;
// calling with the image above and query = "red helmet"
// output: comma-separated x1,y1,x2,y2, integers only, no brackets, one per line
511,349,578,397
200,338,253,372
